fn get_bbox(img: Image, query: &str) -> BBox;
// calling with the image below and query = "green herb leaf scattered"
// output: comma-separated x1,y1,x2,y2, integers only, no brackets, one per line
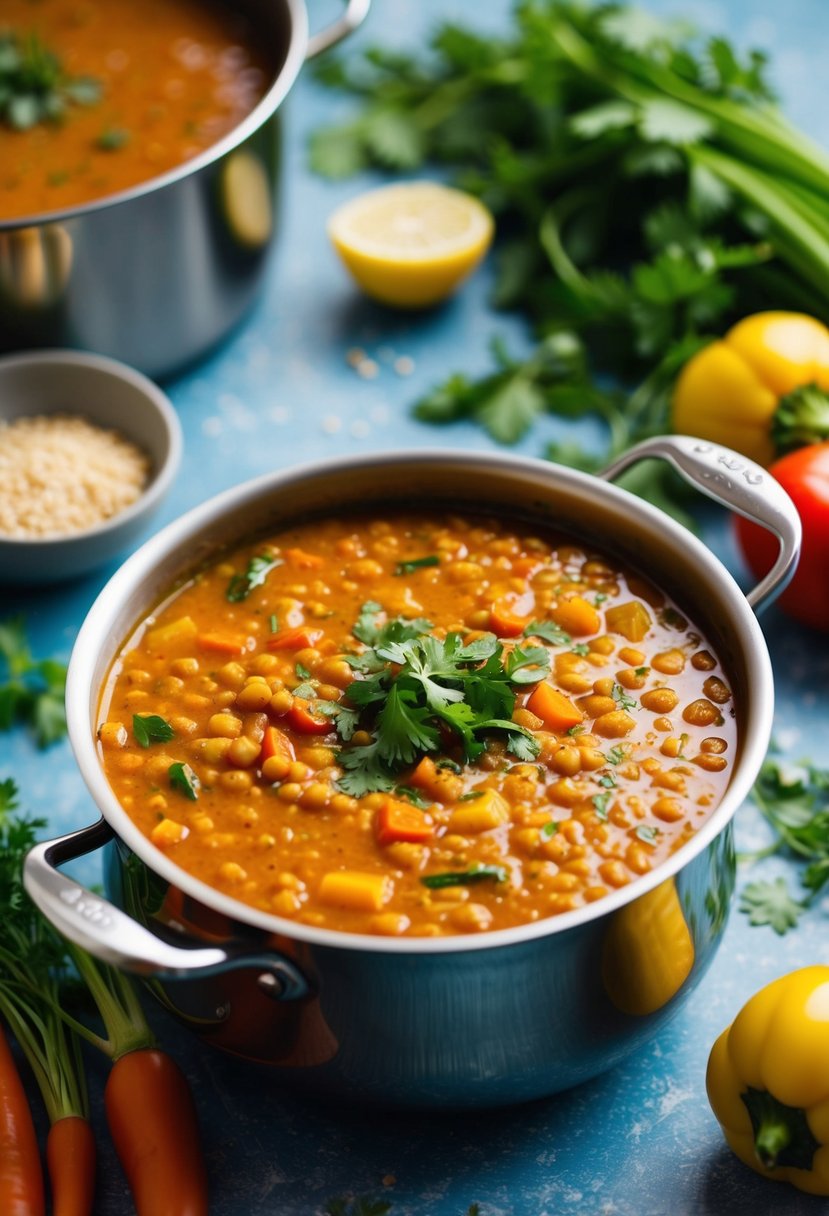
168,762,199,801
132,714,174,749
421,865,507,889
394,555,440,575
524,620,572,648
226,554,282,602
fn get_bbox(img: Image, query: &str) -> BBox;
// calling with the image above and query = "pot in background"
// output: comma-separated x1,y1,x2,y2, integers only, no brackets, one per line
0,0,370,380
25,438,800,1107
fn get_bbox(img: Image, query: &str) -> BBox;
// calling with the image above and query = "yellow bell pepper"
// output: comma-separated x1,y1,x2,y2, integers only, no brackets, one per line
707,966,829,1195
672,311,829,465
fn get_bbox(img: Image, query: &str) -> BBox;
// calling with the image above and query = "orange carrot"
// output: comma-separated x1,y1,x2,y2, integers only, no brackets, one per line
284,547,325,568
196,631,247,655
267,626,323,651
46,1116,95,1216
287,699,332,734
0,1025,44,1216
105,1049,207,1216
261,724,294,763
488,598,530,638
375,798,434,846
526,682,584,732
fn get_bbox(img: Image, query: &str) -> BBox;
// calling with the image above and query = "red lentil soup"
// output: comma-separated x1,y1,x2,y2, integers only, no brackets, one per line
0,0,271,220
97,513,737,937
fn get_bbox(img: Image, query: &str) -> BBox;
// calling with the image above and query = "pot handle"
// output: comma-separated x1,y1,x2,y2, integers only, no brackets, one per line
306,0,371,60
24,820,310,1000
599,434,802,615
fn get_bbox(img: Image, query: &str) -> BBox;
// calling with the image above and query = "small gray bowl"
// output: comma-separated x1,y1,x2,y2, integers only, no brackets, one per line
0,350,182,584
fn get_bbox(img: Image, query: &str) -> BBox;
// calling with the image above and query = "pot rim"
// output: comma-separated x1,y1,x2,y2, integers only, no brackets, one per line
0,0,308,233
67,447,771,955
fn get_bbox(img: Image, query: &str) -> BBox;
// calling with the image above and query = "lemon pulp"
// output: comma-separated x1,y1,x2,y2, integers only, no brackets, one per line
328,181,494,308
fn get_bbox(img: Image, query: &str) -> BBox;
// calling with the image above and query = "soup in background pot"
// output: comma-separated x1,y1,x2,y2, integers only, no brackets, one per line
97,512,737,937
0,0,272,220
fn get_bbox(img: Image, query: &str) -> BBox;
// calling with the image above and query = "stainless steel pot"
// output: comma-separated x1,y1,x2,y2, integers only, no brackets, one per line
0,0,370,379
25,437,800,1107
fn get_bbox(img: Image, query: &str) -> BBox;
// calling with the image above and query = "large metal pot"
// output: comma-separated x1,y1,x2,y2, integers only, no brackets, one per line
25,437,800,1108
0,0,369,379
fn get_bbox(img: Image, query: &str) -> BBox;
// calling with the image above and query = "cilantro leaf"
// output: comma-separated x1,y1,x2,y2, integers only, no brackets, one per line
314,700,359,741
524,620,572,648
168,762,199,801
352,601,384,646
226,554,282,602
739,878,803,935
612,684,638,712
132,714,175,749
505,644,550,684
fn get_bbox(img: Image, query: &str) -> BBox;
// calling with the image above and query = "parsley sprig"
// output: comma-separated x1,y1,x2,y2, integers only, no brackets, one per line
333,606,542,795
0,617,66,747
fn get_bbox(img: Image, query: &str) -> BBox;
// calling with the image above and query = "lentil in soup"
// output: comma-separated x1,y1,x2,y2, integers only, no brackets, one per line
0,0,271,220
98,513,737,937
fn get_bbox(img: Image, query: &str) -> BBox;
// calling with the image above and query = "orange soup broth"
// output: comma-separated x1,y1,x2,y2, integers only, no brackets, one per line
1,0,271,219
98,513,738,938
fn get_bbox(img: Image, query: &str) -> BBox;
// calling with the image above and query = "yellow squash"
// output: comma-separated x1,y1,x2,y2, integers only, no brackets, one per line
672,311,829,465
707,966,829,1195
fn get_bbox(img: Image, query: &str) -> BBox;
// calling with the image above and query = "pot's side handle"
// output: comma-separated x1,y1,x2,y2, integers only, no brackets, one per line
306,0,371,60
599,434,802,615
24,821,309,1000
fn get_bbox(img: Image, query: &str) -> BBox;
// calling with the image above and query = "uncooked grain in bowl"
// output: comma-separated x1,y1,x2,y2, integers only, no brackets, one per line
0,414,150,538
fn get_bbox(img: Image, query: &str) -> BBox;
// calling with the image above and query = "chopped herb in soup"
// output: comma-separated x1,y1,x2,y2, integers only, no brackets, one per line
98,513,737,937
0,0,271,219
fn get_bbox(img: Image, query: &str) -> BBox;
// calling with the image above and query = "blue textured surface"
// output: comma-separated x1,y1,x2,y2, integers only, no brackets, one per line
5,0,829,1212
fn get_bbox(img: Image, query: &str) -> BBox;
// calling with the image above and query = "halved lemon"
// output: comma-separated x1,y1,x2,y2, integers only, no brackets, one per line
328,181,495,308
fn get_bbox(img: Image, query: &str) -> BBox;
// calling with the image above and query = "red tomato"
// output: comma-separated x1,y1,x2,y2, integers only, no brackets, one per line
734,443,829,631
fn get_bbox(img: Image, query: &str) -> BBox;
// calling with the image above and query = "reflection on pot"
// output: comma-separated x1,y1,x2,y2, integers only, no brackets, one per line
602,877,696,1017
221,150,274,249
0,224,73,309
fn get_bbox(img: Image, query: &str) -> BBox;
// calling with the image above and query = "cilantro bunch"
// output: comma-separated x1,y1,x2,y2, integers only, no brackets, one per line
329,603,548,795
311,2,829,516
